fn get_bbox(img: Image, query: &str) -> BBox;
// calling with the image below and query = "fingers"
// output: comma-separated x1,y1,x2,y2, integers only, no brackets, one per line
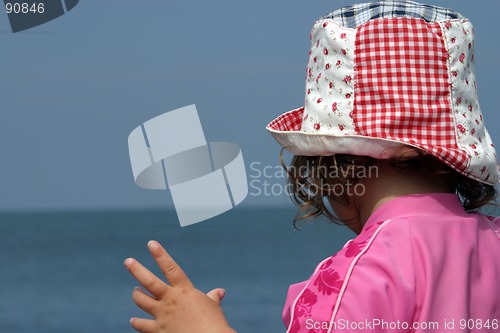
124,258,168,298
147,240,193,289
132,287,158,315
130,317,157,333
206,288,226,304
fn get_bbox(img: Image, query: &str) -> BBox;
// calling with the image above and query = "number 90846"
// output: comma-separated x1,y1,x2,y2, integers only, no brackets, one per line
5,2,45,14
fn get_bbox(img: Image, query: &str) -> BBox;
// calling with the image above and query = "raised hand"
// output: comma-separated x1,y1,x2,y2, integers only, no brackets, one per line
124,241,237,333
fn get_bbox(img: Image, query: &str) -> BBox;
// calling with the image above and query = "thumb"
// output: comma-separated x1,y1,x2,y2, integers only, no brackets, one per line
206,288,226,304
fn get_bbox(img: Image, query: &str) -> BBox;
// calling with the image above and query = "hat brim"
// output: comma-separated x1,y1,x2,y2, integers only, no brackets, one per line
267,107,500,185
266,106,417,158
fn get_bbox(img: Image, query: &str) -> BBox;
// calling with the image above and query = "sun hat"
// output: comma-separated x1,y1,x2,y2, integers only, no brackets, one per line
266,0,500,185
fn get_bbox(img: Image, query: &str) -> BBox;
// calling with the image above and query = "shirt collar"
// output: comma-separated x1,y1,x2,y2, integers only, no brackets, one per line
363,193,467,231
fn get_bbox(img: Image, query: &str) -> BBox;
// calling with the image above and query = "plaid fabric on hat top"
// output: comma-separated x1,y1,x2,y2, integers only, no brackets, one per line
322,0,462,28
353,16,469,172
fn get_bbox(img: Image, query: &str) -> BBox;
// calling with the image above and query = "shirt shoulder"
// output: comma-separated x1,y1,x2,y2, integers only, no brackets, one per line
334,218,417,326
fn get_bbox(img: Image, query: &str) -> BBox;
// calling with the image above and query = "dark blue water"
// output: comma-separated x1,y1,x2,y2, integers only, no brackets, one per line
0,207,354,333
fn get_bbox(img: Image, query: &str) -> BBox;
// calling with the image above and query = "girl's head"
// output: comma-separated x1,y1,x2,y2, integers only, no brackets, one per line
284,150,496,231
267,1,500,230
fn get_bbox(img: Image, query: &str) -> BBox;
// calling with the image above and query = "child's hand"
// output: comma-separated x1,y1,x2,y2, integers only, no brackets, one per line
124,241,237,333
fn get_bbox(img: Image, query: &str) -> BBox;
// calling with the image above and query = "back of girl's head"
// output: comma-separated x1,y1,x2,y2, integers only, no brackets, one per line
283,150,497,227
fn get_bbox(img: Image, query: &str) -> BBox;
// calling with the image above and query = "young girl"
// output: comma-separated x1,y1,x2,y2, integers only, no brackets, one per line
124,1,500,332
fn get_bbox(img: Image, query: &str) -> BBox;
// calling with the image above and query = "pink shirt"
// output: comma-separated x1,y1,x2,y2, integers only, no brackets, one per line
283,193,500,332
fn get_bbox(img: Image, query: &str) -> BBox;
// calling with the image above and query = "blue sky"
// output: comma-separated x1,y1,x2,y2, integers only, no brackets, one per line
0,0,499,211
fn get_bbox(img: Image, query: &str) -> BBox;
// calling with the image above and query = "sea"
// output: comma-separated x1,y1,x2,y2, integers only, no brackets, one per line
0,206,355,333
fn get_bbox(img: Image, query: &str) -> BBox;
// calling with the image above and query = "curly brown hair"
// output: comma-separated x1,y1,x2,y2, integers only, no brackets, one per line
282,150,497,228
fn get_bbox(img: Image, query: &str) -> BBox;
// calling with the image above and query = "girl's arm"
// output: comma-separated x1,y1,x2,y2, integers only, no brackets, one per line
124,241,237,333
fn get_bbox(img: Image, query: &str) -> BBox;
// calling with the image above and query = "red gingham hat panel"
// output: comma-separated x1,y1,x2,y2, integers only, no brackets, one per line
352,17,469,176
267,107,304,132
440,20,499,183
